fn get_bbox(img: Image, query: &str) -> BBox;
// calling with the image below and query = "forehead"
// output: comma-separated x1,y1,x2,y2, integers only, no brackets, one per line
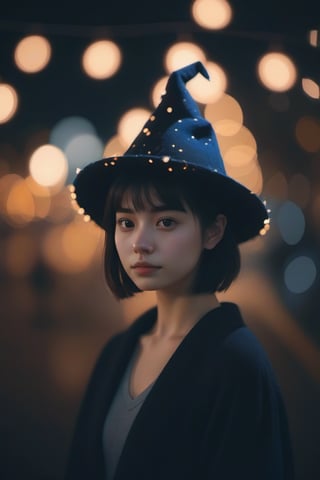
117,183,187,212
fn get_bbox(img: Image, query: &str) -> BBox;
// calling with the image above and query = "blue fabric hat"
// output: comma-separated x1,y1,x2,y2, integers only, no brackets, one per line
73,61,269,243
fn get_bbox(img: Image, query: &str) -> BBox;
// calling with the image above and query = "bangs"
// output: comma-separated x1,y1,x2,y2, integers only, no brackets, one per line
104,172,188,227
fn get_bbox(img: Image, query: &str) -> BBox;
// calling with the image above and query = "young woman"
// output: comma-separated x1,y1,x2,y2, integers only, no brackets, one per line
65,62,294,480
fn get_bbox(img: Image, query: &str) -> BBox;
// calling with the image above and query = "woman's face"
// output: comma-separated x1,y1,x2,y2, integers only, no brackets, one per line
114,190,207,295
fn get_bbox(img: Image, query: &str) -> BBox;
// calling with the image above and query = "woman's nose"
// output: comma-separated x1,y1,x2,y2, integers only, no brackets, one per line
132,228,154,254
132,241,154,254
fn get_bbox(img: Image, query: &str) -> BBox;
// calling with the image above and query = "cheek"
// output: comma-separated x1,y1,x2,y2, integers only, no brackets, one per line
114,232,120,254
114,233,128,260
165,229,203,257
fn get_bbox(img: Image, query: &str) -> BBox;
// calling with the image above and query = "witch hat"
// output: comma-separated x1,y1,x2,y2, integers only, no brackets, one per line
73,61,269,243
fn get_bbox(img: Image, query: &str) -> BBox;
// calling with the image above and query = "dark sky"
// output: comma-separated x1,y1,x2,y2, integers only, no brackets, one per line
1,0,319,29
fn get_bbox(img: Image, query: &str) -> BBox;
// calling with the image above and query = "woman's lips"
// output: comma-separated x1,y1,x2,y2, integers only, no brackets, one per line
131,263,161,275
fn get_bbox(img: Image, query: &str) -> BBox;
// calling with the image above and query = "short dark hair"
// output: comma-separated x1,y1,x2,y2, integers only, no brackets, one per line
103,168,240,299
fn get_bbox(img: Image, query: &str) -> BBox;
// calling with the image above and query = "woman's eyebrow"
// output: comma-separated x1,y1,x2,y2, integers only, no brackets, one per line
116,207,134,214
116,205,186,213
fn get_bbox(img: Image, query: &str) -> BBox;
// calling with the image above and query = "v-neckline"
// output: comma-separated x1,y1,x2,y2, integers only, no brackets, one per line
124,345,156,403
127,305,223,400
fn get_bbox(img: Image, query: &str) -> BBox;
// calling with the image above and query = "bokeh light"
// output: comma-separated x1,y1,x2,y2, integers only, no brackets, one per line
25,175,51,198
25,176,52,219
42,219,103,273
277,201,305,245
6,177,35,227
103,135,127,157
211,122,263,193
117,108,151,148
0,83,18,124
224,144,257,170
164,41,206,73
257,52,297,92
295,116,320,153
82,40,122,79
46,187,75,224
191,0,233,30
29,145,68,187
216,124,257,154
14,35,51,73
302,78,320,99
309,29,319,47
205,94,243,135
284,256,317,294
0,174,21,216
50,116,96,150
229,160,263,194
65,133,104,181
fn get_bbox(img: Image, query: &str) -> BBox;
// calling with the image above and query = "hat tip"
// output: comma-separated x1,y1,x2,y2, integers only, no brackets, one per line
172,61,210,85
195,61,210,80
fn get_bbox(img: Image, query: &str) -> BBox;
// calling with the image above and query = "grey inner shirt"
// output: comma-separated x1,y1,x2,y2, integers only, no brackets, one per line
102,346,155,480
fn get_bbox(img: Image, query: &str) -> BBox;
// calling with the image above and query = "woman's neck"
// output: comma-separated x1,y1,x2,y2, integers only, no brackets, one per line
150,291,221,339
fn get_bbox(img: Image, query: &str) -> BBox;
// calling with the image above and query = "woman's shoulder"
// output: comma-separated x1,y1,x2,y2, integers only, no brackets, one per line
215,324,279,390
223,326,271,365
208,303,277,380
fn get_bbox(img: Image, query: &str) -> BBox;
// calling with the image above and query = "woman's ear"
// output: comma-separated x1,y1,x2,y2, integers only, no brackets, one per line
203,214,227,250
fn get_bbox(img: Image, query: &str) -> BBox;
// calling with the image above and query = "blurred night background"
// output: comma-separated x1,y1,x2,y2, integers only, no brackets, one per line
0,1,320,479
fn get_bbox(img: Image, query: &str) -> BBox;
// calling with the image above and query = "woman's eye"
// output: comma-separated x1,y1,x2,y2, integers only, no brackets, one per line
158,218,176,228
117,218,134,229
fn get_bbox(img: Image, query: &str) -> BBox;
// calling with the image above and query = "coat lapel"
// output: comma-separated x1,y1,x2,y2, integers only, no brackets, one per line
78,308,157,480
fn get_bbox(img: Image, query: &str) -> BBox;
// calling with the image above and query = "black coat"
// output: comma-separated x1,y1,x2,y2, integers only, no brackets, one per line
65,302,294,480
